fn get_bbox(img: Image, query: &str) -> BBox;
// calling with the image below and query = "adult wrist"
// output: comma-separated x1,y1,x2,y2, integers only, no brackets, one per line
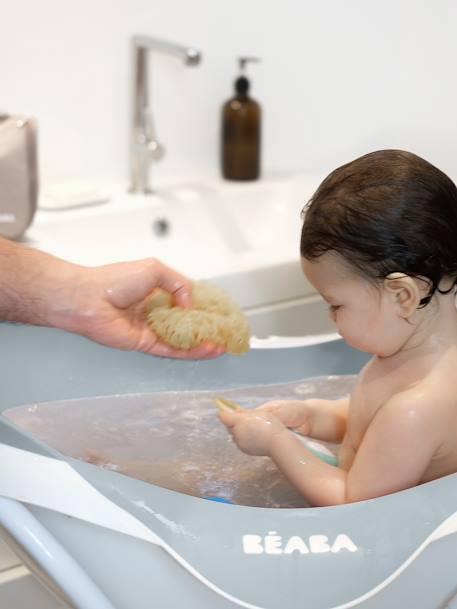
0,239,86,329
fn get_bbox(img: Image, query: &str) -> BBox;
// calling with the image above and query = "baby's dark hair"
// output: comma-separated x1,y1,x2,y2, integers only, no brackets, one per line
301,149,457,306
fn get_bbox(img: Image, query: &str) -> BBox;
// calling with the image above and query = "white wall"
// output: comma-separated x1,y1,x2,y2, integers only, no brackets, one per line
2,0,457,185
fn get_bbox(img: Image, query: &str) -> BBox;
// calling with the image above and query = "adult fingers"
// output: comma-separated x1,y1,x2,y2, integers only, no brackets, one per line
150,260,193,308
103,258,193,310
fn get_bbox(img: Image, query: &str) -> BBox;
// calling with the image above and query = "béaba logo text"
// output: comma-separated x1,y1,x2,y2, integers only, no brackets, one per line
243,531,358,555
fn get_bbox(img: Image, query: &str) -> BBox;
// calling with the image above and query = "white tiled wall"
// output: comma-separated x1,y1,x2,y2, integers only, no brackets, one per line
2,0,457,185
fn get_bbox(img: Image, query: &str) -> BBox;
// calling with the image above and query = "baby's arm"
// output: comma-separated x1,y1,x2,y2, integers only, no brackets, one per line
260,397,349,443
342,391,441,502
221,390,441,506
272,391,441,505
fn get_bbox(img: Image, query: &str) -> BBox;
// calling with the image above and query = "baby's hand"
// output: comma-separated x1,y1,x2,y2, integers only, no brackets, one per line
257,400,314,436
218,409,287,456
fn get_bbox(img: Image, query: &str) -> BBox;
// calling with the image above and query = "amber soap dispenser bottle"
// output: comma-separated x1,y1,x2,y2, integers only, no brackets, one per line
221,57,261,181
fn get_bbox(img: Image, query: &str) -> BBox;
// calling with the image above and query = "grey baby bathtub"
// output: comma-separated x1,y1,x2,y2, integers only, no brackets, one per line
0,322,457,609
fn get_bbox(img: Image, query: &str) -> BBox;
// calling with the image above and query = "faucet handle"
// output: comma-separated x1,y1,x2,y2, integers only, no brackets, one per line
147,140,165,161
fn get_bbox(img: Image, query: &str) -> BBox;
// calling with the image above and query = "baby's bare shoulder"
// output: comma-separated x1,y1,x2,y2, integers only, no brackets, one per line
383,379,456,432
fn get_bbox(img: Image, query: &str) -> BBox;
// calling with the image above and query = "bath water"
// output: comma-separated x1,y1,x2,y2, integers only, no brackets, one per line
4,375,355,508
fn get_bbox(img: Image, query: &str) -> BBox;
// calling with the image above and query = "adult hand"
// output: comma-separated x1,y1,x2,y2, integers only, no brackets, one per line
0,238,224,359
58,258,225,359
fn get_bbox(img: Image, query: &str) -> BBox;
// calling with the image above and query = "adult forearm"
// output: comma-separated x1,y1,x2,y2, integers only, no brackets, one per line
0,238,83,327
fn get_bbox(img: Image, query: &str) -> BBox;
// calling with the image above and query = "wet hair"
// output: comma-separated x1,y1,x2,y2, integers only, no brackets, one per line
300,150,457,306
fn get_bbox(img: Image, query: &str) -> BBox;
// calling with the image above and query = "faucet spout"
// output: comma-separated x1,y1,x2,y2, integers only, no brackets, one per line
129,36,202,194
132,35,201,66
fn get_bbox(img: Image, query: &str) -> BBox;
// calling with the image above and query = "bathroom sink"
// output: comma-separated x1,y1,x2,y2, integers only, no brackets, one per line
27,174,321,274
27,190,229,276
25,173,326,323
216,179,310,252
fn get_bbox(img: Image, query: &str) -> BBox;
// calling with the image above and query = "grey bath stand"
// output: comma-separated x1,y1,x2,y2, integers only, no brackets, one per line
0,322,456,609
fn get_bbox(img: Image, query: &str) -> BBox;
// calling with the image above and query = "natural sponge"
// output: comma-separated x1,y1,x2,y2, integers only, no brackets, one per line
146,282,250,354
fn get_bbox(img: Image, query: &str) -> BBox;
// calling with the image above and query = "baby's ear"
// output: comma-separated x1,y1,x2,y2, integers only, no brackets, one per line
383,273,423,318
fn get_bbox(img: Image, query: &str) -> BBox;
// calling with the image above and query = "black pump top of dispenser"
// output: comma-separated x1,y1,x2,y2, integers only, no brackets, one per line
234,56,260,96
235,76,250,95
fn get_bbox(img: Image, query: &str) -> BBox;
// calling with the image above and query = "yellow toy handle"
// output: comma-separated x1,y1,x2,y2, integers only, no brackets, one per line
214,397,243,412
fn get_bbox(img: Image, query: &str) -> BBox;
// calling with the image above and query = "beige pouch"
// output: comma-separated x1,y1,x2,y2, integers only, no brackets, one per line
0,115,38,239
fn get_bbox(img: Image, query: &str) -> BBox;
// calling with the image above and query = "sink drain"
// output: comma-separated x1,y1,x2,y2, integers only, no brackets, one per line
152,218,170,236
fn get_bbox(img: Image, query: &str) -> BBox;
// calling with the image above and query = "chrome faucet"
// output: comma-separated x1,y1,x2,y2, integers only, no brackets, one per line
129,35,202,194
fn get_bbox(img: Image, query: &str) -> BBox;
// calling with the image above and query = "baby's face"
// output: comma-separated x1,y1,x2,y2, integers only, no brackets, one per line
301,254,413,356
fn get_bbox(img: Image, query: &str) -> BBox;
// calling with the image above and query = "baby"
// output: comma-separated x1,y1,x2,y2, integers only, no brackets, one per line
220,149,457,507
